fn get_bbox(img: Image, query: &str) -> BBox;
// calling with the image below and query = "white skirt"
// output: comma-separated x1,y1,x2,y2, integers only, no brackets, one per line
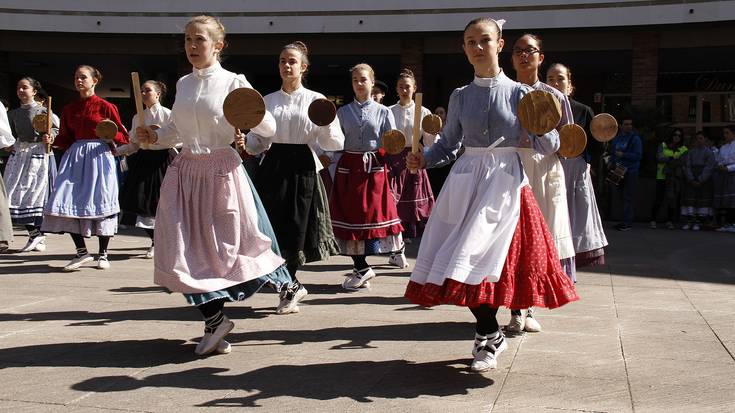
411,147,524,286
517,149,576,260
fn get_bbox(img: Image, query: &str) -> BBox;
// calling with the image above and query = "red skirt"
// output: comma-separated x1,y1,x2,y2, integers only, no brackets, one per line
405,186,579,309
385,147,435,238
330,152,404,241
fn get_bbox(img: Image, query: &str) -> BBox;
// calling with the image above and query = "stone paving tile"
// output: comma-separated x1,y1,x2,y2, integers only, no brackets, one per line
620,334,734,363
493,373,632,413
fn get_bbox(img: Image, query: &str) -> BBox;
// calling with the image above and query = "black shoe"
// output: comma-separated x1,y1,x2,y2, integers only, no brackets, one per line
615,223,632,231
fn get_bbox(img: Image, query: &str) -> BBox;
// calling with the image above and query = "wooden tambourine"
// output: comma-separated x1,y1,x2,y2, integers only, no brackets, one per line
558,124,587,158
518,90,562,135
95,119,118,142
223,88,266,130
421,114,442,135
381,129,407,155
590,113,618,142
31,114,48,134
308,98,337,126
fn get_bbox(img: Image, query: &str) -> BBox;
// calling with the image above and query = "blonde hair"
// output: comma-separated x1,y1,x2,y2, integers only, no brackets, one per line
185,15,227,60
350,63,375,82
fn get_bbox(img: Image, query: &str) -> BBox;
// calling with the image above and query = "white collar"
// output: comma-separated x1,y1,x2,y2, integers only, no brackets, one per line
473,70,505,88
193,62,222,79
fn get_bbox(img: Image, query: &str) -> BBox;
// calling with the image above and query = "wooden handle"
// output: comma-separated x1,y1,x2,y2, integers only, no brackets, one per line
409,93,423,174
235,128,245,154
45,96,52,154
131,72,148,149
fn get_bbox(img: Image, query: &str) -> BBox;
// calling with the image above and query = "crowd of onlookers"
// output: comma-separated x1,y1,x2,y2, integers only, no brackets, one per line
606,120,735,232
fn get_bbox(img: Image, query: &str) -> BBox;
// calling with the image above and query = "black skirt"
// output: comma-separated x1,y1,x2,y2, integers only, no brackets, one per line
119,148,176,224
255,143,339,267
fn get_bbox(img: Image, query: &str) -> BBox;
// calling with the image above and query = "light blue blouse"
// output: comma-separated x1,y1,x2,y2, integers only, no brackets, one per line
336,98,396,152
425,71,559,168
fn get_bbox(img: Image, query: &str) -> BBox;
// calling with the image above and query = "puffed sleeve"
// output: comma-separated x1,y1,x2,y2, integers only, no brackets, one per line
424,88,463,168
100,100,129,145
236,75,276,139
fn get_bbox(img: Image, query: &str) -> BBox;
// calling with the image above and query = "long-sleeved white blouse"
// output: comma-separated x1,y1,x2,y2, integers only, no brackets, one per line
389,101,436,148
155,62,275,154
246,86,344,171
117,102,173,155
0,101,15,149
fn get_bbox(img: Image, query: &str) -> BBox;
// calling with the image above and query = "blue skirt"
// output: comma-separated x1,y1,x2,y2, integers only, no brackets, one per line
184,165,292,306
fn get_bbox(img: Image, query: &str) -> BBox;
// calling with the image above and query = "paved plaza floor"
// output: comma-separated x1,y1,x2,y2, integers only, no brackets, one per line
1,223,734,412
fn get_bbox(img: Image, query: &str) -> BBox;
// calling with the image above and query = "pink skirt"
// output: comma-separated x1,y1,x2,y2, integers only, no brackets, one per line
405,186,579,309
153,148,285,294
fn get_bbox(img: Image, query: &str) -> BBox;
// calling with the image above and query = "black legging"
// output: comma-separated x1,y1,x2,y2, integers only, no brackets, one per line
650,180,675,222
469,305,499,335
198,298,225,318
351,255,368,270
70,234,110,255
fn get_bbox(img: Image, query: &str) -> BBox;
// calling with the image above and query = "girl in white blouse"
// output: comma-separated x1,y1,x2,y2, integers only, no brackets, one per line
387,68,436,252
246,41,344,314
117,80,173,259
138,15,291,356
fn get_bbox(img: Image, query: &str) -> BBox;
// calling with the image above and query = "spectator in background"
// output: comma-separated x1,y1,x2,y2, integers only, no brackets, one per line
714,125,735,232
649,128,687,229
370,80,388,104
680,131,715,230
609,117,642,231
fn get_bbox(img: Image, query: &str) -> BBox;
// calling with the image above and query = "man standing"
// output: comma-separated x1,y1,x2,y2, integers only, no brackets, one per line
610,117,642,231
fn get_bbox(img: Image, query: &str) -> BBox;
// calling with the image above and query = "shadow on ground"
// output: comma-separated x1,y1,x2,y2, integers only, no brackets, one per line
71,359,492,406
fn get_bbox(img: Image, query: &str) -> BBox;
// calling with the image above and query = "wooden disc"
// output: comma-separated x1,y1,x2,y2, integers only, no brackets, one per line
223,88,266,130
95,119,118,141
381,129,407,155
421,114,443,135
517,90,562,135
308,98,337,126
32,114,48,133
558,124,587,158
590,113,618,142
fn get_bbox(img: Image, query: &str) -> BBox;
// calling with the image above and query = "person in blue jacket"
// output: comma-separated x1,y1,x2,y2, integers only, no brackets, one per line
609,116,642,231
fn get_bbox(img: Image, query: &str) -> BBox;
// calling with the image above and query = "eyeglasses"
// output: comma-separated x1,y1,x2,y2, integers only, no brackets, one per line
512,47,540,56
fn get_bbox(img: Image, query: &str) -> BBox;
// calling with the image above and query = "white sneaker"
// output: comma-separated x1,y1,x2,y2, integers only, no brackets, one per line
342,268,376,290
195,317,235,356
97,256,111,270
725,225,735,233
195,335,232,355
649,221,657,229
472,333,487,357
524,315,542,332
388,252,409,268
692,223,701,231
20,236,45,253
276,282,308,315
506,314,524,333
681,223,691,230
63,254,94,272
145,246,154,259
471,334,507,372
33,237,47,252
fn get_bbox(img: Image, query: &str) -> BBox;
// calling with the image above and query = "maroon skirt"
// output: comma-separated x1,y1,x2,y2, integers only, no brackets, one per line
330,151,403,241
385,147,435,238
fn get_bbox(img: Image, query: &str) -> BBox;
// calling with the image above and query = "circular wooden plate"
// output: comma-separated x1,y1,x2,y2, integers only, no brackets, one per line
421,114,443,135
517,90,562,135
381,129,407,155
558,124,587,158
308,98,337,126
95,119,118,141
590,113,618,142
223,88,266,130
32,114,48,133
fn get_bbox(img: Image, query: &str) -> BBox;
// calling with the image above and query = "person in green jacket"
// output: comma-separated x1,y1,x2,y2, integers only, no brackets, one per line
649,128,687,229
